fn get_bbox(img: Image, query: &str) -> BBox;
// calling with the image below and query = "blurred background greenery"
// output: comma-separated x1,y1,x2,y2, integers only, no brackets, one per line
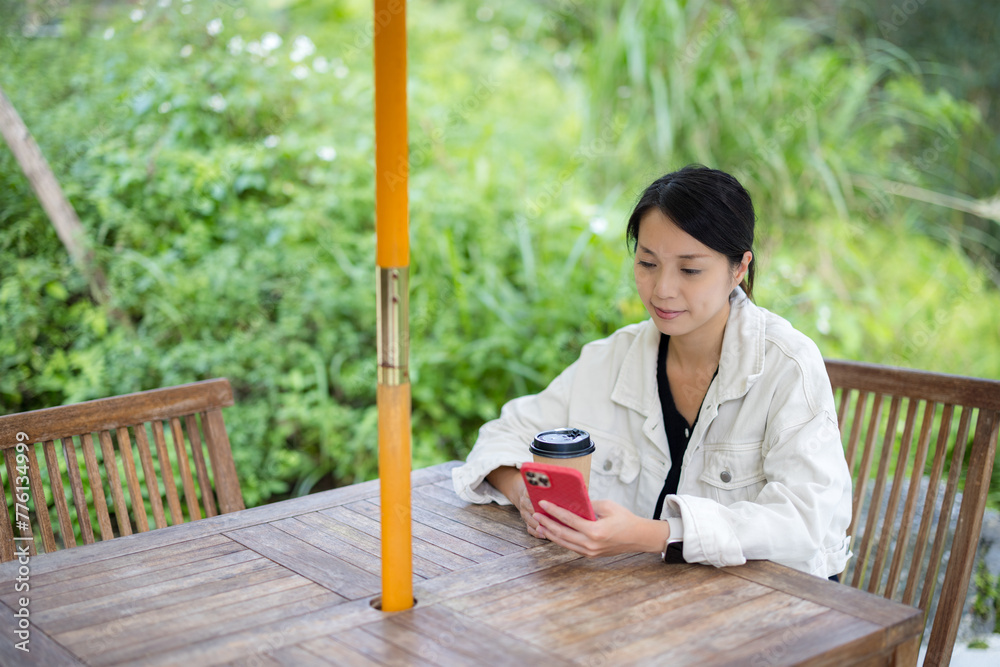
1,0,998,509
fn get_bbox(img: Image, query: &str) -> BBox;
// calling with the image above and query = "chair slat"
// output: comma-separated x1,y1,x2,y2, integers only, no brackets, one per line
61,436,93,545
185,414,217,518
919,407,972,616
4,448,35,555
0,485,14,561
847,392,882,555
80,433,113,541
116,426,148,533
170,417,201,522
152,420,183,526
135,423,167,530
927,410,1000,663
902,403,954,607
857,395,902,592
868,398,919,593
202,409,245,513
844,390,868,473
886,400,936,599
98,430,131,537
31,442,60,553
836,387,850,433
43,440,75,549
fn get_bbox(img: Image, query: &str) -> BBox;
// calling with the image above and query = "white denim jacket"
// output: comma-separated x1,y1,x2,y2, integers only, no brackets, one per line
452,287,852,577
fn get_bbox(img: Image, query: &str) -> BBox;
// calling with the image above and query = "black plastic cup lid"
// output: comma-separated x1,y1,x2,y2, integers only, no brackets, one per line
529,428,595,458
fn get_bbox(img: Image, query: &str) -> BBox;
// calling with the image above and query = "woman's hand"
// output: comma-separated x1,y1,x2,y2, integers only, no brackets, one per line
486,466,543,538
534,499,671,557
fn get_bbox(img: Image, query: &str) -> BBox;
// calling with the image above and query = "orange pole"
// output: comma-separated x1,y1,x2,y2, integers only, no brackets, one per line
374,0,412,612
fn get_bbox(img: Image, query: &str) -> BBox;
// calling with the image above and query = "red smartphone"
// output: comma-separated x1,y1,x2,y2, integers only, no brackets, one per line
521,462,597,523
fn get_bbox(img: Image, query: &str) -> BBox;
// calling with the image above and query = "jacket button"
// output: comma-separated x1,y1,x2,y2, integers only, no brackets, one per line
603,460,613,472
720,470,732,483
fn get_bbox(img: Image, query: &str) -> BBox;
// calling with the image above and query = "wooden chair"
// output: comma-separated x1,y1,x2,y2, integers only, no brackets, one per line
826,360,1000,667
0,378,244,562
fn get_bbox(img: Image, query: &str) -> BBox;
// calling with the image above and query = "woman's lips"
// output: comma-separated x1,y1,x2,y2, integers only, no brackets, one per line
654,306,684,320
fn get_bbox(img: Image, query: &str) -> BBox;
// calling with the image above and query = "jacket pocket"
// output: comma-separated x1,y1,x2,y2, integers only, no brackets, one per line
698,442,766,504
588,430,641,486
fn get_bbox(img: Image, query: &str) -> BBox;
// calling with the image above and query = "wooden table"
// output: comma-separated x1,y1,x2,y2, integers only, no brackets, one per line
0,462,921,666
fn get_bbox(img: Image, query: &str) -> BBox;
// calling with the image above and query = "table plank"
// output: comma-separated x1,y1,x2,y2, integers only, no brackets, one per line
359,604,574,667
296,635,395,667
292,511,449,579
0,533,238,598
371,494,527,555
321,505,478,572
89,585,345,666
408,487,540,548
0,599,86,666
130,597,385,666
347,499,502,564
35,556,288,632
53,573,319,657
225,523,380,600
724,560,923,650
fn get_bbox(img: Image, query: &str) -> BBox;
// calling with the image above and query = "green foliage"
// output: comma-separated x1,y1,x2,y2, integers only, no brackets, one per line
973,561,1000,634
1,0,997,508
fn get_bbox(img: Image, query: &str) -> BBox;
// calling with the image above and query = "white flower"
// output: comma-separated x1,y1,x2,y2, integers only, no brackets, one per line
290,35,315,63
291,65,309,80
476,6,494,21
158,102,172,114
312,56,329,73
228,36,244,55
158,0,171,7
234,8,246,20
553,52,572,69
589,216,608,235
333,64,349,79
207,93,227,112
179,44,193,58
491,32,509,50
261,32,282,52
130,9,145,23
246,41,263,57
316,146,337,162
207,19,223,37
816,305,832,335
263,135,280,149
181,4,192,15
103,27,115,40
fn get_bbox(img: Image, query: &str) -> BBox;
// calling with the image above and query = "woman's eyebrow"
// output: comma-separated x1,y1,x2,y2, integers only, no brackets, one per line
637,244,709,260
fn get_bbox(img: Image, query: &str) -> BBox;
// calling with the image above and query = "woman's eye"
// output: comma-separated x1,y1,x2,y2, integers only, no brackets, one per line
637,261,655,269
682,269,702,275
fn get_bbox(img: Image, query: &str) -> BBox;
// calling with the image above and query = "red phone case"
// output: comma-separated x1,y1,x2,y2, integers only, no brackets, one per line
521,462,597,523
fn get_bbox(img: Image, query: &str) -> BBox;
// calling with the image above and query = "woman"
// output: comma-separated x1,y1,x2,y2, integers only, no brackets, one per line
452,165,852,578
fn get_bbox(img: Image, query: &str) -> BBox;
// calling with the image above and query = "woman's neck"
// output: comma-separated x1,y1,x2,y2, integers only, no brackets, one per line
666,301,730,373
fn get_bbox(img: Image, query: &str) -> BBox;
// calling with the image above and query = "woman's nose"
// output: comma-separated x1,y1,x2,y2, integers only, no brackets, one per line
653,272,676,300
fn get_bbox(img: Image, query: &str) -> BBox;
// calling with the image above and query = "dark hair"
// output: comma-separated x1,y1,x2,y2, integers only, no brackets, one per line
626,165,756,300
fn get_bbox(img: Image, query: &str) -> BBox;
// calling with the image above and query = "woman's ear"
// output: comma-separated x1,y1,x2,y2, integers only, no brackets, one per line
733,251,752,287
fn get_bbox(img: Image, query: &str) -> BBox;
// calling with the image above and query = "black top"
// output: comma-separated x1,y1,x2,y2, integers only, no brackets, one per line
652,334,717,521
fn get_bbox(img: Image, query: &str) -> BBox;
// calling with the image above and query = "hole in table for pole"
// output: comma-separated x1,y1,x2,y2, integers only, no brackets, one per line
370,595,417,611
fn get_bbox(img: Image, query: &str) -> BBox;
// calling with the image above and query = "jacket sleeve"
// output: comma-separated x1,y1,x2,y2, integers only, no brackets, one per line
663,358,853,574
451,361,577,504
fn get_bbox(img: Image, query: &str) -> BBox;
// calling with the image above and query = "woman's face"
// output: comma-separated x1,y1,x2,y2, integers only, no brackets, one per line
633,208,751,341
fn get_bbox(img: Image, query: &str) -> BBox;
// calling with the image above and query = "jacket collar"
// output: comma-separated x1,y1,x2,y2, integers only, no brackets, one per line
610,287,766,417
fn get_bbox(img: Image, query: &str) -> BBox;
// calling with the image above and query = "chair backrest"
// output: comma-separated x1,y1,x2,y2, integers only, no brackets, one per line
0,378,244,562
826,359,1000,667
